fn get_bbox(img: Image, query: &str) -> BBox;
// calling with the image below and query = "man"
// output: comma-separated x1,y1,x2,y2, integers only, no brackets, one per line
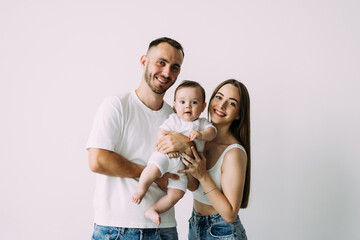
86,37,189,239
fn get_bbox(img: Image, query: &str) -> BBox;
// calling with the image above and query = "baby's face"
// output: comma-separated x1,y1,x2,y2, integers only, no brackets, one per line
173,87,206,122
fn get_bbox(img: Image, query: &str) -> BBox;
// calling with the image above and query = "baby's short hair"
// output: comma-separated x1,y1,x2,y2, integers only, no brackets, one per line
174,80,206,102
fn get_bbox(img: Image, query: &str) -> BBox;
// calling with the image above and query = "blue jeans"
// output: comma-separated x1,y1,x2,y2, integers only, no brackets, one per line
188,210,247,240
92,224,178,240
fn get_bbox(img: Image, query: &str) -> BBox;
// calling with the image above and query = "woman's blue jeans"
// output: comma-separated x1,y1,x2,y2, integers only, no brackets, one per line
92,224,178,240
188,210,247,240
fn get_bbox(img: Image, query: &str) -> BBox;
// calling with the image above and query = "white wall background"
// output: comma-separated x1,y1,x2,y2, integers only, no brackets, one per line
1,0,359,239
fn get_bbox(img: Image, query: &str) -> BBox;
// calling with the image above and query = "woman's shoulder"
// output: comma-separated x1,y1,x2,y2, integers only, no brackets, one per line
222,143,247,163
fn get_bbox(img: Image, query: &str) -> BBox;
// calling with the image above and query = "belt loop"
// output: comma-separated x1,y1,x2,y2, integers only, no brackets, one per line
119,227,126,234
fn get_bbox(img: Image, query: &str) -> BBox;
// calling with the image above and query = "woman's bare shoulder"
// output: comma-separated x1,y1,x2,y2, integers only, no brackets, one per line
223,145,247,165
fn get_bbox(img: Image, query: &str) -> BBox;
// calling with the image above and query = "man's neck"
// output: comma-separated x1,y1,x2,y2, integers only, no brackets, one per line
135,86,164,111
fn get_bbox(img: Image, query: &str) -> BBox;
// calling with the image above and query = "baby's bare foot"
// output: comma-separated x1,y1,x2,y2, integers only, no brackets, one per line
131,192,144,205
145,208,161,226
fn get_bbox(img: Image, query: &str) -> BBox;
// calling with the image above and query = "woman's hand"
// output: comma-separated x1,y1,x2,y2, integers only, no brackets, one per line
156,130,192,154
179,146,208,181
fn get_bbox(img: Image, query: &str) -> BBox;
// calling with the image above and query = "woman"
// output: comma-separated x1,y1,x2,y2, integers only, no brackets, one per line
179,79,251,239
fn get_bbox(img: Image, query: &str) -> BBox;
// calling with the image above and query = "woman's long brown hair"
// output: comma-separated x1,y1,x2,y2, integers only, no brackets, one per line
209,79,251,208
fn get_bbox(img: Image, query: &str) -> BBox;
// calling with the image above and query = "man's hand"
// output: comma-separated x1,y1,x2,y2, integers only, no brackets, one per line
154,172,180,190
156,130,193,154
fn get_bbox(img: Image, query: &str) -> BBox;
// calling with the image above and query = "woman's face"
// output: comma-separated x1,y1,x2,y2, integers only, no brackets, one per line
209,84,241,125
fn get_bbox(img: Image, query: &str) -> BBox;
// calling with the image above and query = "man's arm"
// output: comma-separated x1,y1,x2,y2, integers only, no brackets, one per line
88,148,144,177
88,148,179,189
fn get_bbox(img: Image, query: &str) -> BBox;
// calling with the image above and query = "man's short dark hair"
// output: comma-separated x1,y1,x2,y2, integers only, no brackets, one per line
148,37,184,57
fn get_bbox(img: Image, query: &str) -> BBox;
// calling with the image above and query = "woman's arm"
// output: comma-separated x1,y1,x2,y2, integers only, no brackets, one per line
181,147,247,223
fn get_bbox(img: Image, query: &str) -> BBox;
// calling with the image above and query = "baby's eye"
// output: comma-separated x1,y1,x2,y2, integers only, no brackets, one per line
180,100,185,104
192,101,198,105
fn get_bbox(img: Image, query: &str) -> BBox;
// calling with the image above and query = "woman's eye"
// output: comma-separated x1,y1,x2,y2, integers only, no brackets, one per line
215,95,221,100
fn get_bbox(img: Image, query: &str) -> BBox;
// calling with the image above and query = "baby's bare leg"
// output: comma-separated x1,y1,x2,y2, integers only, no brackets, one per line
132,164,161,205
145,188,185,225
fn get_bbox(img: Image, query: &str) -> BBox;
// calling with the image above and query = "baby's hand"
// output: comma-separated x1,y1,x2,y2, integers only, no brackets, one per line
189,130,202,141
167,151,179,158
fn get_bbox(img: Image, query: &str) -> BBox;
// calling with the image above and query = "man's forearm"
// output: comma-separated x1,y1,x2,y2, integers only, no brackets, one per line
88,148,144,177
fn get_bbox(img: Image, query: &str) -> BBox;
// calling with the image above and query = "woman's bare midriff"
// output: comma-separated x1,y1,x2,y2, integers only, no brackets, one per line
193,199,218,215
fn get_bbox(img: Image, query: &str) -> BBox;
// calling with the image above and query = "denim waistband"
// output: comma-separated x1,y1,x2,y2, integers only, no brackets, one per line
94,224,176,234
191,209,239,225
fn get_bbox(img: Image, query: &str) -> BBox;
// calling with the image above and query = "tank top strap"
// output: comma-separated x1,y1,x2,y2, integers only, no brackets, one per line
224,143,246,156
210,143,247,171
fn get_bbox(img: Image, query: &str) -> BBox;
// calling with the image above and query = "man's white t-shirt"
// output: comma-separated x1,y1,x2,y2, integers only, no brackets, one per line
86,91,175,228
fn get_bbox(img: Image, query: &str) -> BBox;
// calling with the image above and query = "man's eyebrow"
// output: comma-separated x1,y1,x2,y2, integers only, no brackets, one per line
158,58,169,63
217,91,239,103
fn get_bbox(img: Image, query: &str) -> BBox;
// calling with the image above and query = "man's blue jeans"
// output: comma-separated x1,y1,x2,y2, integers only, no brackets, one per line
92,224,178,240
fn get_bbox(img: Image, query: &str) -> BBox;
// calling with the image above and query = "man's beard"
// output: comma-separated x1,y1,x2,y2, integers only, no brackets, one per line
144,65,173,95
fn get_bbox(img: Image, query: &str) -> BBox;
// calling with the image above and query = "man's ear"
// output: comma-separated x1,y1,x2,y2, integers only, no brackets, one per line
201,102,207,112
140,55,147,68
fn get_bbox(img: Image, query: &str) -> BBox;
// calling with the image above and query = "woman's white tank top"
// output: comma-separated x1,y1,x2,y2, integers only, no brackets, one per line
192,143,247,205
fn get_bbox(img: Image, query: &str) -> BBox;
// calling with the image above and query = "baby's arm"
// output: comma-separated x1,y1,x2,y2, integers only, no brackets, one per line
189,126,217,142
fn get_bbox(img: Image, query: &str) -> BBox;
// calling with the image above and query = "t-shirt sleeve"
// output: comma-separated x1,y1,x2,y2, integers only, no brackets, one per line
86,96,122,151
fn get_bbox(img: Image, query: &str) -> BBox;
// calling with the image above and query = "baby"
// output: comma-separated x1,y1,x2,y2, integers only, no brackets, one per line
131,80,217,225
